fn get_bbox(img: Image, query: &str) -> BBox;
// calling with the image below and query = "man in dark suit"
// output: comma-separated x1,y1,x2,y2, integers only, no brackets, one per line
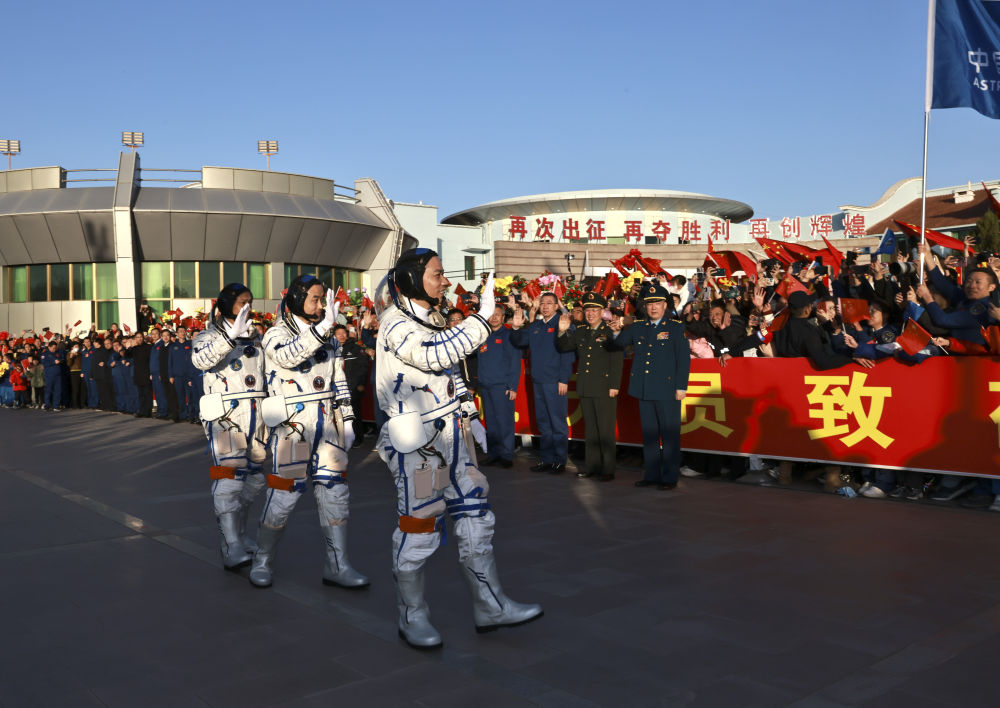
773,291,874,370
127,333,153,417
334,324,370,447
556,293,623,481
609,283,690,490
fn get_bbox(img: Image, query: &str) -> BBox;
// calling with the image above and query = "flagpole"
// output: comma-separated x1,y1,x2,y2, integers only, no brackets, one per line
920,0,936,282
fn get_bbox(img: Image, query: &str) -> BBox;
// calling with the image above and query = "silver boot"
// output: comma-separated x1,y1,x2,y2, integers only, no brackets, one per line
218,511,252,570
396,568,442,648
320,524,369,588
248,525,285,588
461,553,543,633
237,504,258,554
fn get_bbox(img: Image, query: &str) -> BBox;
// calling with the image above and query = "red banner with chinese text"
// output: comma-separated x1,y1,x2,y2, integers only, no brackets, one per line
509,357,1000,477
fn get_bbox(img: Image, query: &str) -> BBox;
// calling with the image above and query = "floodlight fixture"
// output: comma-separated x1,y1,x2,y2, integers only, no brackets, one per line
0,139,21,170
122,131,144,151
257,140,279,171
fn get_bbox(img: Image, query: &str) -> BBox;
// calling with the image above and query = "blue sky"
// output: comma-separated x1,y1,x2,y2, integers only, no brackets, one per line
5,0,1000,221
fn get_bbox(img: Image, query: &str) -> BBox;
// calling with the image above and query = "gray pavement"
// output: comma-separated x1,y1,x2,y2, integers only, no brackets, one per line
2,408,1000,707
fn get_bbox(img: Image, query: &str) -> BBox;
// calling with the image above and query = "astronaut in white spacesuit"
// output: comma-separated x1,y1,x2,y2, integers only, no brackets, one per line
194,283,269,571
375,248,542,649
250,274,369,590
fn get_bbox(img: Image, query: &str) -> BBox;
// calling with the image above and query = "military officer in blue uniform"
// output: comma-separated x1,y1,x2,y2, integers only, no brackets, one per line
40,341,64,411
556,293,623,481
510,292,576,474
609,283,690,490
478,302,523,468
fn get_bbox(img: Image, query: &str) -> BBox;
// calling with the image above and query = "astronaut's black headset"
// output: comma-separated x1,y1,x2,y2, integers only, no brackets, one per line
389,248,439,306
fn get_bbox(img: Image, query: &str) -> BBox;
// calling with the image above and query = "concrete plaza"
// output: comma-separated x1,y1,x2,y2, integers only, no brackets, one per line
2,408,999,707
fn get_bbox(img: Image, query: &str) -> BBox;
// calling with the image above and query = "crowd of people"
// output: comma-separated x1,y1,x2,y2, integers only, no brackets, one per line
2,238,999,510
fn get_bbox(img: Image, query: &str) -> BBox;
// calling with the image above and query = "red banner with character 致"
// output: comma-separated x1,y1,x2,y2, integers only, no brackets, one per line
509,357,1000,478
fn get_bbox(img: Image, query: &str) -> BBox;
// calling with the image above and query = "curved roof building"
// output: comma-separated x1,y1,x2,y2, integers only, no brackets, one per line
0,153,409,333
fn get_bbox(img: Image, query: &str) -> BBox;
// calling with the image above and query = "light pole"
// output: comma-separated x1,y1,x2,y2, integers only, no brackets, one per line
257,140,278,171
121,131,144,152
0,139,20,170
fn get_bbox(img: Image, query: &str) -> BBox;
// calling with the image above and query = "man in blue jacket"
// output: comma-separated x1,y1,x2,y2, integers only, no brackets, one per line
914,241,998,344
80,337,99,408
168,326,198,422
609,283,690,490
40,341,64,411
478,304,523,468
510,292,575,474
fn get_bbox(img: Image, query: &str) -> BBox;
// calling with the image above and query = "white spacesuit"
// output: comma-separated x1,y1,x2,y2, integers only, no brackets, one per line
194,286,268,571
251,275,368,590
375,248,542,648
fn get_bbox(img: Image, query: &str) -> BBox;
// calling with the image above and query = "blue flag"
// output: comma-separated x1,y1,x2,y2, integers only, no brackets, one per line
874,229,897,255
932,0,1000,118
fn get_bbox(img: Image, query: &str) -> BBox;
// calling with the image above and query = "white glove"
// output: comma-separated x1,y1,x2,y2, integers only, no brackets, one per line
470,418,488,454
341,424,355,451
315,289,339,337
225,303,252,340
477,272,496,321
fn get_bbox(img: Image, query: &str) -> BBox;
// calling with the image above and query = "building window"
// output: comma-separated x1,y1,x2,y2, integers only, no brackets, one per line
222,262,243,286
247,262,266,297
464,256,475,281
199,262,220,298
50,264,70,301
72,264,93,300
28,265,47,302
174,262,196,298
9,266,27,303
141,262,171,300
95,302,119,330
283,264,297,289
96,263,117,299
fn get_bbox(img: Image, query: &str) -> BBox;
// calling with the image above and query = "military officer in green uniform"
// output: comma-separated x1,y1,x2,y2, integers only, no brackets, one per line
556,293,623,481
609,283,690,490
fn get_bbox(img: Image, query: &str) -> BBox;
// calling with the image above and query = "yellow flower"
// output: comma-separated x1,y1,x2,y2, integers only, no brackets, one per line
619,270,646,293
494,276,515,294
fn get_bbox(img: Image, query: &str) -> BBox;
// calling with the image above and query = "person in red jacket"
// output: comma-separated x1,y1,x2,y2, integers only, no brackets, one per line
10,362,29,408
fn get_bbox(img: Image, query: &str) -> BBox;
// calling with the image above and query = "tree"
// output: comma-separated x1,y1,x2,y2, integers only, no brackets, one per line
970,209,1000,253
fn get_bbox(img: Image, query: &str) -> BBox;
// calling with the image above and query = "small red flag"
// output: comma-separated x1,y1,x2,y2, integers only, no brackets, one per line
123,323,132,334
820,235,845,269
897,318,932,356
454,297,471,316
362,295,374,310
44,331,54,340
768,307,791,333
838,298,870,326
454,283,468,296
894,220,974,253
775,273,809,299
73,320,83,327
602,272,621,298
982,324,1000,354
334,287,350,306
552,280,566,299
522,281,542,300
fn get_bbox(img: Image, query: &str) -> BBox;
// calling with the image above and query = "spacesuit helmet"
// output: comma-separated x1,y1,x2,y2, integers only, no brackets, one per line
390,248,441,307
214,282,252,322
282,274,326,321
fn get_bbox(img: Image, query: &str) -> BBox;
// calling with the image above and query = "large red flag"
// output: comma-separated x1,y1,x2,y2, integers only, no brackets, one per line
820,235,845,270
707,234,715,254
896,318,932,356
780,240,823,261
707,250,758,278
838,298,870,326
754,237,797,266
768,307,791,333
894,220,974,253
